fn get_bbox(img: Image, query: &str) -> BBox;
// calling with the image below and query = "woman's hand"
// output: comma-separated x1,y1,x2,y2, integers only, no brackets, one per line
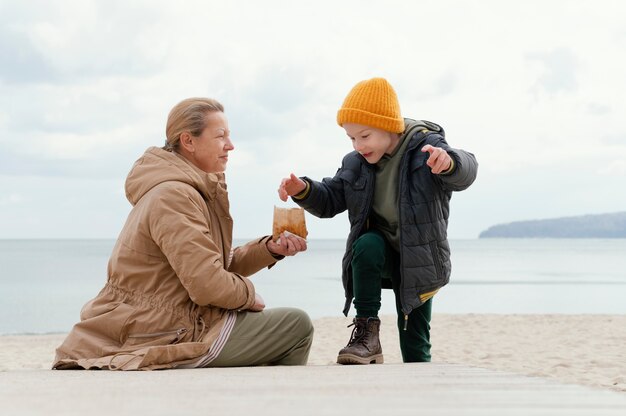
278,173,306,202
249,292,265,312
267,231,308,257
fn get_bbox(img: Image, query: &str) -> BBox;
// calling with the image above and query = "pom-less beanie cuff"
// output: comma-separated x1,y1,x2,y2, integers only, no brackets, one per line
337,108,405,133
336,77,404,133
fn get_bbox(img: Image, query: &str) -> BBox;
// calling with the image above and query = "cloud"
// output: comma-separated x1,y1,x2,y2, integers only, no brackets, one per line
0,194,23,206
248,68,318,114
0,26,58,84
0,174,129,239
0,1,164,84
598,160,626,176
587,103,611,115
396,70,459,103
526,47,579,95
2,1,626,239
600,134,626,146
2,81,148,136
221,67,322,144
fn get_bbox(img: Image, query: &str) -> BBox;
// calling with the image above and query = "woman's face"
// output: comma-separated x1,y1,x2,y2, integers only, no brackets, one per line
343,123,399,164
191,111,234,173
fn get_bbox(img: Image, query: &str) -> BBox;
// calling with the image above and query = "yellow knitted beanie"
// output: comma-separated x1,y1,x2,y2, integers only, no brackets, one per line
337,77,404,133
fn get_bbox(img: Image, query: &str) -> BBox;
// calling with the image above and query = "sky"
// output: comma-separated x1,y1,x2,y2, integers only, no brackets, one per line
1,0,625,240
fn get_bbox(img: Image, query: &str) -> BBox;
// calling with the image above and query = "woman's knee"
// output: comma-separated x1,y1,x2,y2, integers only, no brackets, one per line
280,307,314,339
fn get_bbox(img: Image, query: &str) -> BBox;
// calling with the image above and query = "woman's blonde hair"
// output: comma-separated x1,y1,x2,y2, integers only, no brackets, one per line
163,98,224,151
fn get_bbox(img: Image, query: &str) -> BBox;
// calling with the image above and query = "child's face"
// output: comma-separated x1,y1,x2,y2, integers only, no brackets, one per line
343,123,400,164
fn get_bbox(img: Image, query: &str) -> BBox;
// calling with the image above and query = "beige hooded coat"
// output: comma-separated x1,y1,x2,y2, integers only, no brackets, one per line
53,147,279,370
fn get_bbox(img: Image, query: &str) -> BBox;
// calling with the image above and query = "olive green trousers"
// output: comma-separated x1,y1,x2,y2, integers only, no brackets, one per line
209,307,314,367
351,230,433,362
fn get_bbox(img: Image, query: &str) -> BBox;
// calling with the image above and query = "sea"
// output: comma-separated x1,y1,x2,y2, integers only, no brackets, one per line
1,238,626,335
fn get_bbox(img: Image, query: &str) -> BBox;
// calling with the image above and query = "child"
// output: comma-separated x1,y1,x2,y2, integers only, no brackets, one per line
278,77,478,364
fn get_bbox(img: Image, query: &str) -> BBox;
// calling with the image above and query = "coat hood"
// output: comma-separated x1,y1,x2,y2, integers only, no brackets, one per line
125,146,223,206
403,118,444,138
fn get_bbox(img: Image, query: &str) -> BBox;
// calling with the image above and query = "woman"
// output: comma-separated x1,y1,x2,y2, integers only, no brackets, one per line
53,98,313,370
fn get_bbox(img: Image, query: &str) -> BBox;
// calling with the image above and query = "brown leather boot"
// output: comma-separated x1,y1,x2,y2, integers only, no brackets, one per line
336,317,383,365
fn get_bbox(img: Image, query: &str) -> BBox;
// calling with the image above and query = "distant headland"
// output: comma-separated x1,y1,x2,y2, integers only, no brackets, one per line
479,211,626,238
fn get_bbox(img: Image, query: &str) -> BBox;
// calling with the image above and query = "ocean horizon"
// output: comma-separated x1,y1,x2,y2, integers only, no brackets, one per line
2,238,626,335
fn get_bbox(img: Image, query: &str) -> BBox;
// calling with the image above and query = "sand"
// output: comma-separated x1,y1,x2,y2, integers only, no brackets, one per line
1,314,625,394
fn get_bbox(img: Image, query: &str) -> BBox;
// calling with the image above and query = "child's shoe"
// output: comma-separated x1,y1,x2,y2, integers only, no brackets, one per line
336,317,383,364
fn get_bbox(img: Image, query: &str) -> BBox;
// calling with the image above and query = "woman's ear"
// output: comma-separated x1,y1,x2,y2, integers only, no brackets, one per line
179,131,194,153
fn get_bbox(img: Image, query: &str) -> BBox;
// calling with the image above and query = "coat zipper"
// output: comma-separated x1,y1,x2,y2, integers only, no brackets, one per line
398,130,428,329
361,165,375,233
398,139,410,322
347,167,375,313
128,328,188,339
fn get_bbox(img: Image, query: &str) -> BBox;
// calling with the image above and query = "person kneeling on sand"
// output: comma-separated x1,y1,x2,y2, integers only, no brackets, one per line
53,98,313,370
278,78,477,364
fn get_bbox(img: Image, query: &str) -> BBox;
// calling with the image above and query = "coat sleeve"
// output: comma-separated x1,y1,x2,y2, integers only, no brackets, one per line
228,236,280,277
292,154,354,218
148,184,256,310
427,134,478,192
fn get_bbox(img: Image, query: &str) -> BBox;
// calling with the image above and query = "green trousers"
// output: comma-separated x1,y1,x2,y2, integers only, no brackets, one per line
209,307,314,366
351,230,432,362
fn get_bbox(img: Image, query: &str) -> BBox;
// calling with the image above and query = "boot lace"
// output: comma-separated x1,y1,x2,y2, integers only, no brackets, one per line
344,319,370,347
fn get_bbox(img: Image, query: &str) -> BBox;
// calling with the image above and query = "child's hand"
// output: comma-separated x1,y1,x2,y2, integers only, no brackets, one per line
421,145,452,174
278,173,307,201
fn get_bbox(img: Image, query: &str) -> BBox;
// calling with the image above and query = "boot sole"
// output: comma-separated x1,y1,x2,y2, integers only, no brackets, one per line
336,353,384,365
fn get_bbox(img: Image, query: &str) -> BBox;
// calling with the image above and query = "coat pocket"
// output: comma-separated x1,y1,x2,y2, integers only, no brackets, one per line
124,328,189,348
339,169,367,190
82,301,137,357
429,241,444,280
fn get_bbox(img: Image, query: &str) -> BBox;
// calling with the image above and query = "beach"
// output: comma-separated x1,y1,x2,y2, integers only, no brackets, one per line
312,314,626,393
1,313,624,394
